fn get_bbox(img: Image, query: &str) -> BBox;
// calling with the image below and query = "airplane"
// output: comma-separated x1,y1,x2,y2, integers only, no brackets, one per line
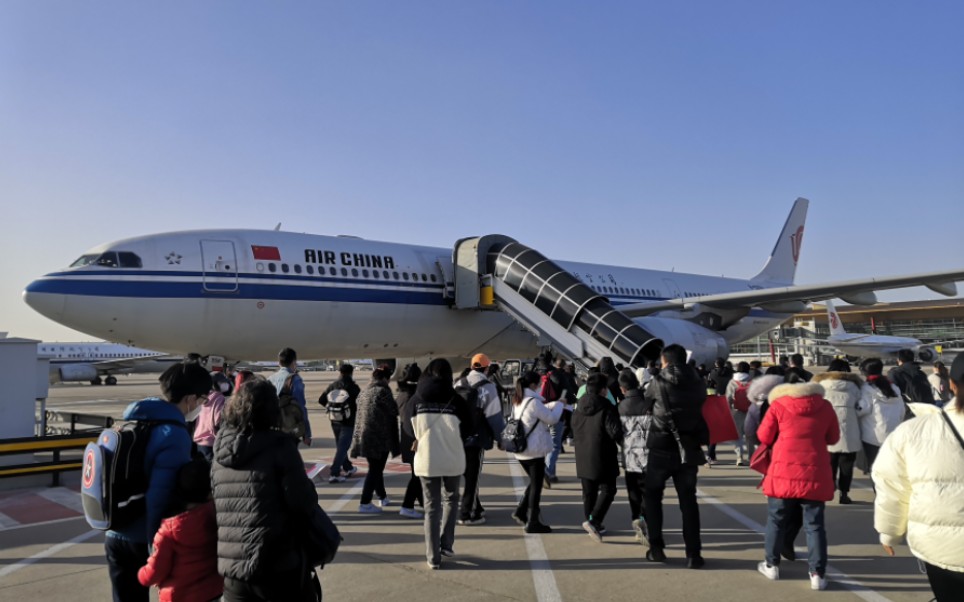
820,300,939,362
21,198,964,372
37,341,181,385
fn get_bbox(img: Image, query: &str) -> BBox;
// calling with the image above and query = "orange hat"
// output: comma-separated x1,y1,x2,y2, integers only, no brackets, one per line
471,353,491,368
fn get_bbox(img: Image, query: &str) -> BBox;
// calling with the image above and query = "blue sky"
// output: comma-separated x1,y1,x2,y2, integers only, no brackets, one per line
2,2,962,341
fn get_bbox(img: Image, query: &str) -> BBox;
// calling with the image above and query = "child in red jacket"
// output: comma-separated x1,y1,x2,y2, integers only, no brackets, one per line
138,459,223,602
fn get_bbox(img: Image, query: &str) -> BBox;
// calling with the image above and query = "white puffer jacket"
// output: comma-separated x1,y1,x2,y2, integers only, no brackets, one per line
814,372,864,453
872,401,964,572
858,381,905,447
511,389,563,461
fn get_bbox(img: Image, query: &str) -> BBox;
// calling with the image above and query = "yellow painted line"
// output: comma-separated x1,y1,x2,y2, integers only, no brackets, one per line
0,438,95,453
0,462,83,477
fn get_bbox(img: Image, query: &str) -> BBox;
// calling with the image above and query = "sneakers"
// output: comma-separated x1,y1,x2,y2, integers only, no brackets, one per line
525,521,552,534
632,518,649,544
582,521,602,543
378,497,393,508
810,572,827,590
543,474,553,490
758,561,780,580
686,555,705,569
440,548,455,558
399,507,424,519
511,510,528,526
426,560,439,570
358,503,382,514
328,474,346,484
645,547,667,562
839,493,852,505
345,466,358,477
735,459,745,467
457,516,486,526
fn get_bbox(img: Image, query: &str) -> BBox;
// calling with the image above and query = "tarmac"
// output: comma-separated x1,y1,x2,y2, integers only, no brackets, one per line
0,372,934,601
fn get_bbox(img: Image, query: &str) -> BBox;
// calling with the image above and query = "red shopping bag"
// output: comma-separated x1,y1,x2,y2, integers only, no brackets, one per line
702,394,739,444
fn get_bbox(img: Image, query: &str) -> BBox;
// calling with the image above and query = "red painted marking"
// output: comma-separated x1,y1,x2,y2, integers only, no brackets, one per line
790,226,805,266
82,450,95,489
830,312,839,330
0,493,80,524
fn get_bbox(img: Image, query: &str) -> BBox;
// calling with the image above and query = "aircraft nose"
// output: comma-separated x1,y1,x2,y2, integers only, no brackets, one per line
23,279,66,322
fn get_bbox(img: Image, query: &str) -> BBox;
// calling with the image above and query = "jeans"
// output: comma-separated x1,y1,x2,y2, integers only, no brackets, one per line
421,475,460,564
361,452,388,504
517,458,546,523
624,471,646,521
764,497,827,576
402,463,424,510
460,447,485,520
644,450,702,557
830,452,856,494
731,409,747,462
580,476,617,527
105,536,149,602
545,421,566,477
925,562,964,602
330,422,354,477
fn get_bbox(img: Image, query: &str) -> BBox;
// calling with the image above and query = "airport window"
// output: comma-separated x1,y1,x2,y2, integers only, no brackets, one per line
268,263,277,273
341,268,348,277
403,273,409,281
352,268,359,277
281,264,290,273
117,252,142,268
306,265,314,275
362,269,369,278
294,264,302,274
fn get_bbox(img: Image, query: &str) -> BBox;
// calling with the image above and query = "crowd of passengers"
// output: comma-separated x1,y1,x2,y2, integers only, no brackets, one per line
104,346,964,602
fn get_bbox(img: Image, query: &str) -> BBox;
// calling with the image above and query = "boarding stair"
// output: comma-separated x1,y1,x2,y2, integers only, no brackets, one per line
453,236,664,369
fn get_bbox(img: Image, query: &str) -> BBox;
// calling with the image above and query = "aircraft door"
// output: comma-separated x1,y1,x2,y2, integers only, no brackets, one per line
662,278,683,300
200,240,239,293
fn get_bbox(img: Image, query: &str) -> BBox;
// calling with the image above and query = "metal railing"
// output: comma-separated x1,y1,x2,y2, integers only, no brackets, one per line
0,433,98,486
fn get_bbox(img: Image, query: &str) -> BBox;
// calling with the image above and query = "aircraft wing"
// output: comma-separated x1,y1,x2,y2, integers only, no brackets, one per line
618,268,964,317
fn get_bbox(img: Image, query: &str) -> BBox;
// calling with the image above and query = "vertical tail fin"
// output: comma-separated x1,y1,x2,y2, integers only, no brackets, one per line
750,197,809,285
825,300,847,336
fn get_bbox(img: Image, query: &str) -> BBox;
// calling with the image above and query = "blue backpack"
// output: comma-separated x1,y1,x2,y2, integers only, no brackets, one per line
81,420,184,531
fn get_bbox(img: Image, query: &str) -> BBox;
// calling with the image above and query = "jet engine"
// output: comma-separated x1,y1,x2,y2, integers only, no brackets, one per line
916,346,938,363
58,364,99,383
633,317,731,368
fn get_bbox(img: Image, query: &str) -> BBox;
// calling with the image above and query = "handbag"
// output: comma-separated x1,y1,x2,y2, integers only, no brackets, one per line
749,442,772,476
304,506,342,568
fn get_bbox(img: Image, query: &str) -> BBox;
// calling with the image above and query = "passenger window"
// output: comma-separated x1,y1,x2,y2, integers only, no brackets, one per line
362,269,369,278
430,274,437,282
383,271,390,279
117,252,142,268
306,265,314,275
372,270,379,279
352,268,359,277
317,266,326,275
403,273,409,281
294,264,302,274
393,272,399,280
282,264,290,273
268,263,277,273
341,268,348,277
411,273,418,281
421,274,427,282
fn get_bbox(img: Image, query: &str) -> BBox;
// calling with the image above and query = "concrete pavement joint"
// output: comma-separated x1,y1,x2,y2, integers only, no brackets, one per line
507,452,563,602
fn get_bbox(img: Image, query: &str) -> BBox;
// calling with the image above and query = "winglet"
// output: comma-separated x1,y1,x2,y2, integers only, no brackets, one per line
825,300,847,336
750,198,809,285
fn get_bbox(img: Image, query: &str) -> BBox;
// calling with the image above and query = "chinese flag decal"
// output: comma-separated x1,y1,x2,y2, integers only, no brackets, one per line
251,245,281,261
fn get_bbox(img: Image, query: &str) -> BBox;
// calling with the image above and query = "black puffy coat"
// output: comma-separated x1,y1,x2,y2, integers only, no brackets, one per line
889,363,936,404
571,393,623,481
645,364,709,454
319,377,361,426
212,426,324,583
397,386,417,464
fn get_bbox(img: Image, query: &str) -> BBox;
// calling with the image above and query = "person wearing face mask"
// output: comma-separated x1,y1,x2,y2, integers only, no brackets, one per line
194,372,232,462
103,361,212,602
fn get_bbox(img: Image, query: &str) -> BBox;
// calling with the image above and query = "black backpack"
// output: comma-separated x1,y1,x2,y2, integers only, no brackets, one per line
81,420,185,531
454,378,490,448
900,368,936,405
500,398,539,453
279,376,307,439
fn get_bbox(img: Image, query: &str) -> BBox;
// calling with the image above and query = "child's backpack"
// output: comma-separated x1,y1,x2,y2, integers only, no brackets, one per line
325,388,352,423
500,398,539,453
454,377,488,447
279,376,307,439
81,420,184,531
732,381,752,413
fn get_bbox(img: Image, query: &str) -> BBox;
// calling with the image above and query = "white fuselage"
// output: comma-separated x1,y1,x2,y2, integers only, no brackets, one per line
827,333,925,358
23,230,789,362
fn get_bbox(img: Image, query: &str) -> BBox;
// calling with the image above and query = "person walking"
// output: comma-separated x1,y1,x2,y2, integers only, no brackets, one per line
724,362,754,465
743,374,785,468
872,353,964,601
857,358,904,473
411,359,472,569
320,364,361,483
889,349,936,404
814,359,863,504
351,365,400,514
617,369,653,545
194,371,230,463
756,379,840,591
268,347,311,446
543,357,575,486
643,344,709,568
213,379,337,601
572,372,623,542
786,353,813,383
396,363,424,519
509,371,564,533
928,361,952,406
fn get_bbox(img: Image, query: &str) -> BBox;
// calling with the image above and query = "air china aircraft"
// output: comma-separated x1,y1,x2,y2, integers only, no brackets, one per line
37,341,181,385
821,301,939,362
21,198,964,371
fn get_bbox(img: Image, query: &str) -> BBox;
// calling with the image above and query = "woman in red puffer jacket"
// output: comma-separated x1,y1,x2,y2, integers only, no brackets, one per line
755,381,840,591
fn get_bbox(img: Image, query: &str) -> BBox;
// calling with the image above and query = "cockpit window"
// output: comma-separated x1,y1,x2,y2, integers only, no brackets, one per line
71,251,142,269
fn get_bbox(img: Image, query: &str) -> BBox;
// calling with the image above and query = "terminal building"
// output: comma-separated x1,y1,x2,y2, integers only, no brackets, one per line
730,298,964,365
